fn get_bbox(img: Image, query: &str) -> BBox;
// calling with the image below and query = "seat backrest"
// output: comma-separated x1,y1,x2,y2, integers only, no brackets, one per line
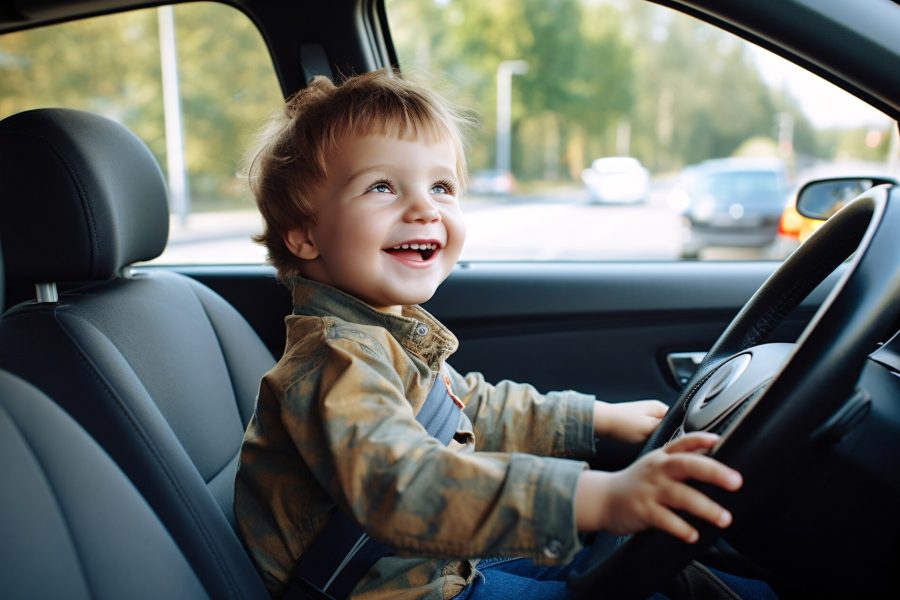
0,243,207,599
0,108,274,599
0,371,212,599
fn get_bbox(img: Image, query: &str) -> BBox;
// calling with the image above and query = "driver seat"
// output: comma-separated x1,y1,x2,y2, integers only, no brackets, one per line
0,108,274,599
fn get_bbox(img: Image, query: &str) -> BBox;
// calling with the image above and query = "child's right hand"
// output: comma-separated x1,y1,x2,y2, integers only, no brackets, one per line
574,432,742,543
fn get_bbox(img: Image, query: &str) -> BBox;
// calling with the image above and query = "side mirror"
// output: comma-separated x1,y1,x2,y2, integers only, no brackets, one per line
796,177,897,220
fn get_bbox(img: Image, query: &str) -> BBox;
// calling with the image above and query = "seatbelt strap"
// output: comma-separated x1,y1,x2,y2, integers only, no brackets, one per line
283,370,463,600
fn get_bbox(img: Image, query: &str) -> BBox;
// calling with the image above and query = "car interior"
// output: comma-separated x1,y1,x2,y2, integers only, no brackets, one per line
0,107,274,598
0,265,208,599
1,1,899,599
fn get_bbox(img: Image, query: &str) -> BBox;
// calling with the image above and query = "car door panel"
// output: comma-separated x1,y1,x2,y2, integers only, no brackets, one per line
173,261,836,406
427,262,832,402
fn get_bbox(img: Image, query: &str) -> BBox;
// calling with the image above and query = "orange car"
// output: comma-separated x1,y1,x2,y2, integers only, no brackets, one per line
777,195,822,244
778,175,894,246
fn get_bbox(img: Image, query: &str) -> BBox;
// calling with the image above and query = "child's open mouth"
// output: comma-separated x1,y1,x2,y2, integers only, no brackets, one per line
385,242,439,262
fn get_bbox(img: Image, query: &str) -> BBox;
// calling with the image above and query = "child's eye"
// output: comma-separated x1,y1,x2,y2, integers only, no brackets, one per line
367,179,394,194
431,179,457,196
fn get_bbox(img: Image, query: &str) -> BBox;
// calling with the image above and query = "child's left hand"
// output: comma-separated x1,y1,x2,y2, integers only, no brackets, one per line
593,399,669,444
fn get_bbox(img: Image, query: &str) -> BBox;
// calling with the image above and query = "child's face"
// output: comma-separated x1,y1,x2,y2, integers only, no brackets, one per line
286,133,465,314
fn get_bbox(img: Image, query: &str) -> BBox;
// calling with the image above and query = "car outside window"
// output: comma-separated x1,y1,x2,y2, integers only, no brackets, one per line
3,1,894,265
386,0,898,262
0,2,281,265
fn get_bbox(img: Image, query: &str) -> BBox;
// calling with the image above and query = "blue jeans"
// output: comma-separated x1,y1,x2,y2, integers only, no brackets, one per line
453,548,778,600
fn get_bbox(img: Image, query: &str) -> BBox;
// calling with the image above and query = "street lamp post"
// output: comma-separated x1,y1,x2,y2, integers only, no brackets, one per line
496,60,529,178
158,6,190,225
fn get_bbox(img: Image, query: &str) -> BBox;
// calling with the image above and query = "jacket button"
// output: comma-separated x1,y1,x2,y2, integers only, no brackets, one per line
414,324,429,336
543,539,564,559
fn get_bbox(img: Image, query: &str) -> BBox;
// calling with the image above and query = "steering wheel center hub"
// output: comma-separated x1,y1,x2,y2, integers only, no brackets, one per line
684,343,794,433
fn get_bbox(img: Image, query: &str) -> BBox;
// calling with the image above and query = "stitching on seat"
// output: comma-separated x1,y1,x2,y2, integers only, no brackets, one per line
56,310,242,598
187,277,251,434
208,449,240,483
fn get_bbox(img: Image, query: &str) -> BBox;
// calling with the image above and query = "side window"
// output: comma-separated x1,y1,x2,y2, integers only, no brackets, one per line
385,0,897,262
0,2,281,264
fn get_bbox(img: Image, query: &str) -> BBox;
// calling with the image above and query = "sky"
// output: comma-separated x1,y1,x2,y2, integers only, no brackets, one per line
751,46,892,130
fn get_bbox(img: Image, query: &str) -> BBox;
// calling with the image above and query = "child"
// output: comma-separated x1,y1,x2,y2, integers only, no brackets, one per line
234,70,753,600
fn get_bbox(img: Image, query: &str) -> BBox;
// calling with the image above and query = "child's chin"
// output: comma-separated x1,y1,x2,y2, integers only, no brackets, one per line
396,292,436,307
388,286,439,307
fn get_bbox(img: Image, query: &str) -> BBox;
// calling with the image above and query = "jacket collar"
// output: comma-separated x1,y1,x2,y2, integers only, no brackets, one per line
289,277,458,366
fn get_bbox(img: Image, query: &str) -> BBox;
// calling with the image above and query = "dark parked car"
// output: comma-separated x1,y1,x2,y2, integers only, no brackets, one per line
679,157,790,258
1,1,899,599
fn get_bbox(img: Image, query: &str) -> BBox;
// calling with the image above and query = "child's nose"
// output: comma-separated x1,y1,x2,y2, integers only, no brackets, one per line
403,192,441,223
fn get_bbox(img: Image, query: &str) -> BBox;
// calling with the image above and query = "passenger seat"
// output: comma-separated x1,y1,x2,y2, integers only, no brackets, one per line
0,244,208,598
0,108,274,599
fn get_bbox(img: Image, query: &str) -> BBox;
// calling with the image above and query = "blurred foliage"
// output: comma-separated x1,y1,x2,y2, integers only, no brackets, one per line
389,0,887,181
0,0,892,214
0,2,282,210
390,0,634,180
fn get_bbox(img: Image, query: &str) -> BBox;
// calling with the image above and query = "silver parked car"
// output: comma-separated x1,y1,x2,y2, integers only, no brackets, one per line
581,156,650,204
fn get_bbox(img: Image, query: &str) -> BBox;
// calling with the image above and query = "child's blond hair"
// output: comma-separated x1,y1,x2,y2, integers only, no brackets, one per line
248,69,470,283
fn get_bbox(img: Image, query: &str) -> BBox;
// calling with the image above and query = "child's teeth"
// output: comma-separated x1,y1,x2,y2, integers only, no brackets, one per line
392,243,436,250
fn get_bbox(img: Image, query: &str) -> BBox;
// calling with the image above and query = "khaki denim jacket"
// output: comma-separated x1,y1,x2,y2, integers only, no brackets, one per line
235,278,597,599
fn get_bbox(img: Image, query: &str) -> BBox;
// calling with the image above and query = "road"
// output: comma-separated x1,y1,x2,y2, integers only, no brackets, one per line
459,186,682,261
155,185,777,265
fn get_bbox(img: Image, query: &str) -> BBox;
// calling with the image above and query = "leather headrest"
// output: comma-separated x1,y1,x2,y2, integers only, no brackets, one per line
0,108,169,282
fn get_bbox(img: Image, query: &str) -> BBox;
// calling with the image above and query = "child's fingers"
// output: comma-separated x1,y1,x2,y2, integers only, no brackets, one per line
665,453,743,492
633,399,669,418
664,431,720,454
647,400,669,418
638,415,664,434
661,480,733,529
647,504,701,544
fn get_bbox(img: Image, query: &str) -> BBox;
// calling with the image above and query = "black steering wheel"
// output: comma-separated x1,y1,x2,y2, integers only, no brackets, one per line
569,183,900,599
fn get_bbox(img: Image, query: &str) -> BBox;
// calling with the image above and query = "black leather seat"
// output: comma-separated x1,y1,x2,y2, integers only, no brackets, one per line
0,108,274,599
0,244,208,598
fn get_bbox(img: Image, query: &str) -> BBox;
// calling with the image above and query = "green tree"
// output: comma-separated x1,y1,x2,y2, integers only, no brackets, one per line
0,3,282,210
625,11,780,171
388,0,633,180
174,3,282,207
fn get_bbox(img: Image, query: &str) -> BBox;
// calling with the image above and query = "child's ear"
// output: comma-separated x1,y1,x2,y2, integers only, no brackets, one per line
284,226,320,260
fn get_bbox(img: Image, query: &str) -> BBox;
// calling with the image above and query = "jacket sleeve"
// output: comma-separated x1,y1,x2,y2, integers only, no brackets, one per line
445,364,596,459
281,329,588,564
